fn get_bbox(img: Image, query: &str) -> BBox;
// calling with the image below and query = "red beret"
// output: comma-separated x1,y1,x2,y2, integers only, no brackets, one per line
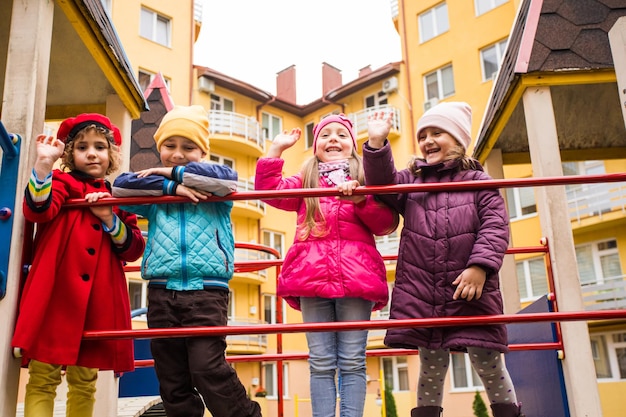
57,113,122,146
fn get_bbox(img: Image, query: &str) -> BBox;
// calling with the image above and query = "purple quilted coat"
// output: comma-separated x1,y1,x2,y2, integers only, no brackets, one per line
363,142,510,352
255,157,399,311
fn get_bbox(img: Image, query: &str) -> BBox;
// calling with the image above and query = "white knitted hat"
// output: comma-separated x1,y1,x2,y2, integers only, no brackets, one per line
416,102,472,151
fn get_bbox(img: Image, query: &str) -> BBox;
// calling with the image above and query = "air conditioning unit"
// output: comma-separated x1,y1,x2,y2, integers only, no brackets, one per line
382,76,399,94
198,77,215,94
423,97,439,111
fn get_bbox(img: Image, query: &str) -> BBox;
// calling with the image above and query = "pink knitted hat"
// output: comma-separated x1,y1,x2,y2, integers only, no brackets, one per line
312,114,356,150
416,102,472,151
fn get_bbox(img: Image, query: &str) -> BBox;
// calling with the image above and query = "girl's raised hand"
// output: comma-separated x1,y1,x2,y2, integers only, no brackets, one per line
267,128,301,158
367,111,394,149
35,134,65,163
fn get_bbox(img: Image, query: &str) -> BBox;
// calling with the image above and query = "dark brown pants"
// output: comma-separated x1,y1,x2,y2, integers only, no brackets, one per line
148,287,261,417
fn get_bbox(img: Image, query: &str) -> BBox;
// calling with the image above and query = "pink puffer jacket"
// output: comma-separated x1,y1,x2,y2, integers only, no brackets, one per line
255,157,398,311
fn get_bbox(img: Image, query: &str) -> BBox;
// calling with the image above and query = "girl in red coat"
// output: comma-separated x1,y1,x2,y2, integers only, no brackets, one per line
12,114,145,417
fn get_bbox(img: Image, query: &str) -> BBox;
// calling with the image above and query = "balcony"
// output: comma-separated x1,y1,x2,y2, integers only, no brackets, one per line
568,181,626,224
582,276,626,311
350,105,402,142
231,246,269,285
208,110,264,156
233,179,265,218
226,318,268,354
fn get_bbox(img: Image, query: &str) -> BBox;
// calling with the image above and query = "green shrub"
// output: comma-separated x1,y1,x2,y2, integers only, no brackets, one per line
472,391,489,417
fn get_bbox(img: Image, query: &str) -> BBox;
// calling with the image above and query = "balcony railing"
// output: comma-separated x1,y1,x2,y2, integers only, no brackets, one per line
582,276,626,311
226,318,268,348
567,181,626,223
237,179,265,214
350,105,401,137
208,110,264,151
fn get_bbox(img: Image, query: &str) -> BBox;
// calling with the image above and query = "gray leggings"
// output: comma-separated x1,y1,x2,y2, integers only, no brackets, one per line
417,347,518,407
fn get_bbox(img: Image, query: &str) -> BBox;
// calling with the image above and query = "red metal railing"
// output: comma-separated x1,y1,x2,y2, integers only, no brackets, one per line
52,173,626,417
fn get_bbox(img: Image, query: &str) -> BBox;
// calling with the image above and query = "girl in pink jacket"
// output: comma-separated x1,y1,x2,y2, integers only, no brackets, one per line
255,114,398,417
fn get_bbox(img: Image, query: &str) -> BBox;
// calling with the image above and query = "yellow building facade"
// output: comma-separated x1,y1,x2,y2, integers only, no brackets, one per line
11,0,623,416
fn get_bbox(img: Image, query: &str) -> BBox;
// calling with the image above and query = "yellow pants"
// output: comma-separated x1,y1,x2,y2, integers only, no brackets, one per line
24,359,98,417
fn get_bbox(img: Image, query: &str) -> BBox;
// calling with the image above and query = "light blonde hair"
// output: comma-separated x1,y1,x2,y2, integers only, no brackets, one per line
60,125,121,176
298,149,364,240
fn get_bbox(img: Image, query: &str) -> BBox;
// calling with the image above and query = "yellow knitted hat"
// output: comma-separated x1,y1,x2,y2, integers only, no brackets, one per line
154,105,210,153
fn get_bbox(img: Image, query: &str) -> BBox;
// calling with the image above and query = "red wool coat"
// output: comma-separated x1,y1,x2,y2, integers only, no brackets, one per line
12,170,145,373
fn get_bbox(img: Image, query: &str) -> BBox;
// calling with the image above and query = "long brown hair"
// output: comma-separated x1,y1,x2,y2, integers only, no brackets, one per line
298,150,364,240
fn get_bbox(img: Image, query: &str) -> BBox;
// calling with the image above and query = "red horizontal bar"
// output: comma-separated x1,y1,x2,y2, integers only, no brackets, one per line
64,173,626,208
85,309,626,340
132,342,565,368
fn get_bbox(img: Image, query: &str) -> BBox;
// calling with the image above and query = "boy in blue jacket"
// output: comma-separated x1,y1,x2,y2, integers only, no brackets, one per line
113,105,261,417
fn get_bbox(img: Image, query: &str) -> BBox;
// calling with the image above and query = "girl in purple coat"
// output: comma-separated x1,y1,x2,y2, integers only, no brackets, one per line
363,103,523,417
255,114,398,417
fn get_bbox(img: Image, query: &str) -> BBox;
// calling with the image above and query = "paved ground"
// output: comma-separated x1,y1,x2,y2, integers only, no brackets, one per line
15,396,163,417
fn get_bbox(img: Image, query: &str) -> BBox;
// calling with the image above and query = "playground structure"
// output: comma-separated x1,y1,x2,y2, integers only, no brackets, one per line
3,121,626,415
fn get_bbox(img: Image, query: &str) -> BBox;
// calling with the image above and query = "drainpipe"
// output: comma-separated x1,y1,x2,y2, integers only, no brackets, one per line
399,0,417,155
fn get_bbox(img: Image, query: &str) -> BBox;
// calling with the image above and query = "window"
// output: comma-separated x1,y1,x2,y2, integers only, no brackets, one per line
382,356,409,391
424,65,455,101
450,353,483,390
209,154,235,169
138,69,171,92
419,3,449,43
365,92,389,109
227,290,236,320
140,7,171,47
575,239,622,286
262,230,285,258
475,0,508,16
263,363,289,398
590,332,626,380
505,187,537,220
516,257,548,300
263,294,287,324
128,279,148,311
262,112,282,141
480,39,508,81
305,122,315,149
210,94,234,112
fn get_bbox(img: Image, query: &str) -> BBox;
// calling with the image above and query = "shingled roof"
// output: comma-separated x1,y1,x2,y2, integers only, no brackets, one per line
474,0,626,163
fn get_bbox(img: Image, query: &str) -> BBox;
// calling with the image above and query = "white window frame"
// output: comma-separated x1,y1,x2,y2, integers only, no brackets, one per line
419,2,449,43
227,290,236,320
365,92,389,109
263,362,289,398
210,94,234,112
381,356,410,391
591,331,626,380
450,353,483,391
263,294,287,325
480,38,508,81
475,0,508,16
262,112,282,141
128,278,148,320
515,257,548,301
424,65,455,101
209,154,235,170
575,239,622,286
305,122,315,149
140,7,171,47
262,230,285,258
138,69,171,92
505,186,537,220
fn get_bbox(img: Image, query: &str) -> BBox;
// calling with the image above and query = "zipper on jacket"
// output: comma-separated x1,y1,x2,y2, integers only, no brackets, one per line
215,229,229,273
179,204,188,287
